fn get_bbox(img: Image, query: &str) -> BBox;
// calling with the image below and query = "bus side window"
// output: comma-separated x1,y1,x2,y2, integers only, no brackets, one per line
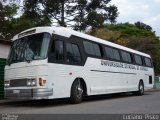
144,57,152,67
66,43,81,64
48,40,64,62
134,54,143,65
83,41,101,57
55,41,64,61
105,46,120,61
121,51,132,63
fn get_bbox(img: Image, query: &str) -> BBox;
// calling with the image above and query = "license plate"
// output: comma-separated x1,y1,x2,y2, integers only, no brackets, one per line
13,90,20,94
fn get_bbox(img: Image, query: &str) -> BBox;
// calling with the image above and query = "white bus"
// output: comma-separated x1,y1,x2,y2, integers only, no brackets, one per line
4,27,154,103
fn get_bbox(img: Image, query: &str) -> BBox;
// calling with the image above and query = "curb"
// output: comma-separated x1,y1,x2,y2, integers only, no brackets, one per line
0,100,11,105
0,99,25,105
146,88,160,92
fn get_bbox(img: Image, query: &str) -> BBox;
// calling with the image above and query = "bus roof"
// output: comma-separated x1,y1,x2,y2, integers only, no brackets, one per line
12,26,150,58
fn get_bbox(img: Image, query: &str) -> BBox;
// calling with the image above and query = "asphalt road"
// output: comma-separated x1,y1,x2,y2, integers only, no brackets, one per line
0,91,160,114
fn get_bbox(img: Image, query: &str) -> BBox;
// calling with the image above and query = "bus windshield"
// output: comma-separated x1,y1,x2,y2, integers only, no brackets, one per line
7,33,50,65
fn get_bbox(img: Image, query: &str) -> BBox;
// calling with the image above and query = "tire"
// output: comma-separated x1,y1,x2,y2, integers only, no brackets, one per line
70,80,84,104
133,81,144,96
138,81,144,95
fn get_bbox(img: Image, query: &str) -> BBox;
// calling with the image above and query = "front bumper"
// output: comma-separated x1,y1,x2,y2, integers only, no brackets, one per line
5,88,53,100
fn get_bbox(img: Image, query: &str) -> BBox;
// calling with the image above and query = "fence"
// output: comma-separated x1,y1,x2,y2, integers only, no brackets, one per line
154,76,160,89
0,58,6,99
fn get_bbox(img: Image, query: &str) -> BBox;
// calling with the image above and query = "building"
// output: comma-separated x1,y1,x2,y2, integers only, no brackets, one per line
0,40,10,99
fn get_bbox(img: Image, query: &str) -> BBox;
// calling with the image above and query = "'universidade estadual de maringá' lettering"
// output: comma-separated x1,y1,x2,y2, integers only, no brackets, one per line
101,60,148,71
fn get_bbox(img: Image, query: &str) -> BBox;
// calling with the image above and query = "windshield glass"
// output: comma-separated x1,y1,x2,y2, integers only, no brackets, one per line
7,33,50,65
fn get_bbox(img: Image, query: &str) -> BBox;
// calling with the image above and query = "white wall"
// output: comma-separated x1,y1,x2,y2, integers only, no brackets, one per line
0,44,10,59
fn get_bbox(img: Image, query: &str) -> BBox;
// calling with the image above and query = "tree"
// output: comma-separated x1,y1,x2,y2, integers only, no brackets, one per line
6,14,51,38
23,0,51,26
72,0,88,31
0,2,17,39
90,23,160,75
23,0,75,27
135,21,152,31
73,0,118,31
23,0,118,31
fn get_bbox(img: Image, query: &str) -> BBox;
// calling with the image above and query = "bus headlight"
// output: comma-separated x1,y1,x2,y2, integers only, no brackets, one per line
27,80,31,86
4,81,10,88
27,79,36,86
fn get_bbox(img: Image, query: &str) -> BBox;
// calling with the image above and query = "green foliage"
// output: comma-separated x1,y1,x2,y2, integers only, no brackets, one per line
0,0,118,39
6,15,51,38
0,1,51,40
23,0,118,31
135,21,152,31
73,0,118,31
105,23,155,38
0,3,18,39
90,23,160,75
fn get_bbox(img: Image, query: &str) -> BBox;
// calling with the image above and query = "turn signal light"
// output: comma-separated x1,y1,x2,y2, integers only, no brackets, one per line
39,78,47,86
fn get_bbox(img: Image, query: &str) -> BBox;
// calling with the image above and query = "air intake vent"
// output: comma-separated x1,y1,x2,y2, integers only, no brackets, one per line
149,76,152,84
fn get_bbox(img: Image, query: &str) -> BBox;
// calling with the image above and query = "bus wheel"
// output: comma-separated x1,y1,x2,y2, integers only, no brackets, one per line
70,80,83,104
133,81,144,96
138,81,144,95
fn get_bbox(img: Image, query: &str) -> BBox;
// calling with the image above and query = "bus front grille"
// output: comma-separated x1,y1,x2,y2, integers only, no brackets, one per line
10,79,28,87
